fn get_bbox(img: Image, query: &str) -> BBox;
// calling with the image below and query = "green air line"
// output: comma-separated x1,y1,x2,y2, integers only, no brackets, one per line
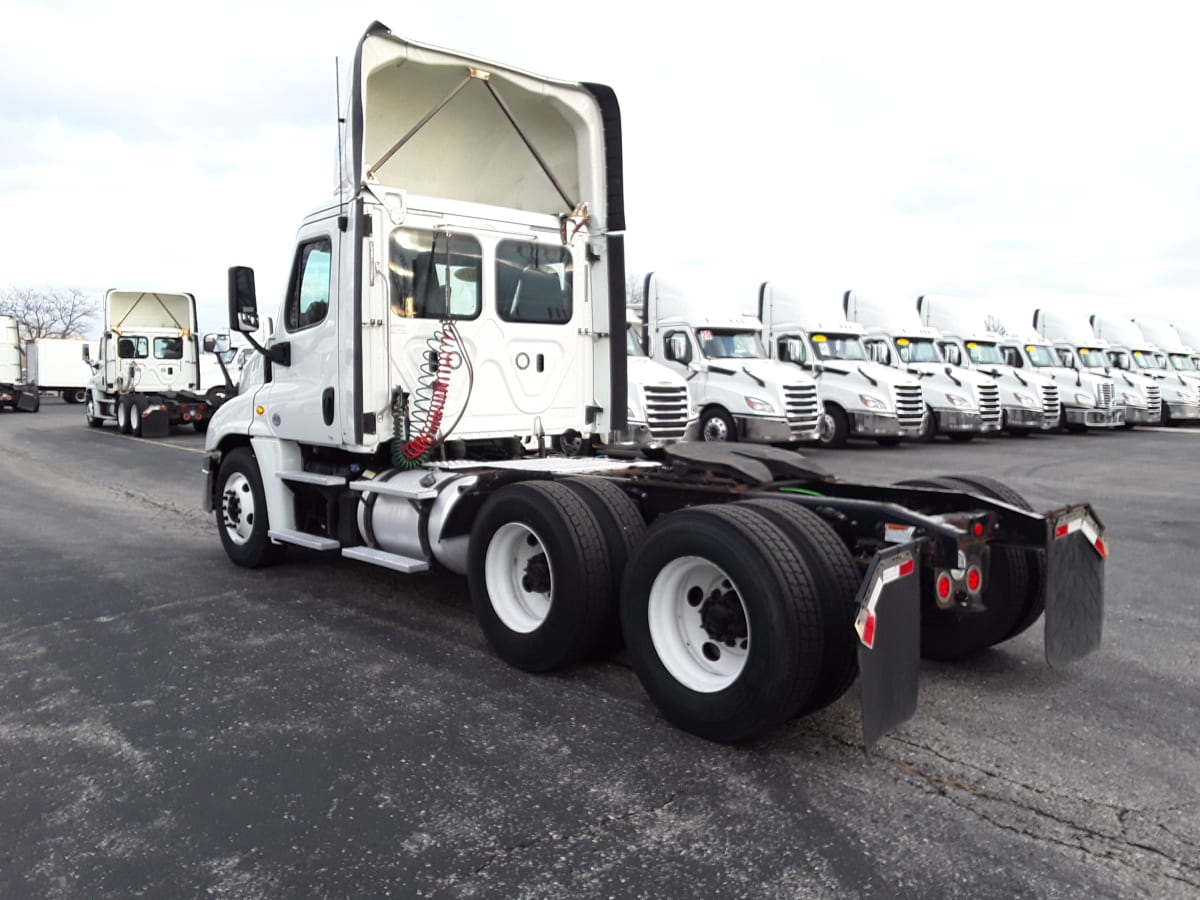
779,487,824,496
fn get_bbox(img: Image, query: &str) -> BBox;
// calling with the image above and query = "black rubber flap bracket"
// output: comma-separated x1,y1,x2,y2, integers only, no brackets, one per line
1043,505,1106,668
857,541,922,752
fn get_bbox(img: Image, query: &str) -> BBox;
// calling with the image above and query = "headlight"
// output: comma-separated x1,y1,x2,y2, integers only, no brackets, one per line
1012,391,1037,408
944,393,972,408
627,406,637,419
858,394,887,411
744,397,775,413
1073,392,1096,407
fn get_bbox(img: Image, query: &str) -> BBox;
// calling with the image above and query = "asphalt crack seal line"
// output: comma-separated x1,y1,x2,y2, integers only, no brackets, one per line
97,430,209,455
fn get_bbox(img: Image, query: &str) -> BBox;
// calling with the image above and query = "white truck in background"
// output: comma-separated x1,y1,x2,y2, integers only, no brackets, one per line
1034,310,1148,427
1129,317,1200,419
27,337,92,403
1171,321,1200,369
916,294,1059,436
83,290,227,436
638,273,821,444
995,331,1124,432
0,314,39,412
622,314,698,445
844,291,998,442
756,282,924,447
199,23,1108,748
1092,314,1199,425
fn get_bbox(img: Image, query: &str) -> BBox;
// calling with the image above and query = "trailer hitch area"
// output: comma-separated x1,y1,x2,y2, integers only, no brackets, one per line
1043,503,1106,669
855,541,922,751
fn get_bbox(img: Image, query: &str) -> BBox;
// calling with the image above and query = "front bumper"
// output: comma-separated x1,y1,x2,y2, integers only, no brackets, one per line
1003,406,1043,428
737,414,817,443
1065,406,1125,428
1165,401,1200,421
1124,405,1160,425
850,411,903,437
616,419,700,445
934,409,982,433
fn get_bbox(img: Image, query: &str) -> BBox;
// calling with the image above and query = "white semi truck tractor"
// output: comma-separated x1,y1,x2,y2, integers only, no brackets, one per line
1171,321,1200,370
639,273,821,445
995,331,1124,432
202,23,1107,747
1089,314,1194,426
82,290,230,436
1126,317,1200,424
843,291,999,442
622,315,698,445
916,294,1059,436
1034,309,1152,428
0,315,39,412
756,282,924,447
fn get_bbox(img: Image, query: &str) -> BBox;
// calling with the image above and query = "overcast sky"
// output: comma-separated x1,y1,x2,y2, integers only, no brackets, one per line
3,0,1198,339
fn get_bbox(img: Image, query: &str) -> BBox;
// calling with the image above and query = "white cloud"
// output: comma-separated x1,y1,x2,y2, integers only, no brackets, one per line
3,0,1199,336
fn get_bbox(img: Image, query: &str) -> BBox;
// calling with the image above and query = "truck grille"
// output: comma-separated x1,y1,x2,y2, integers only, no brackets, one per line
783,383,820,435
1096,382,1114,408
643,384,691,439
976,382,1001,425
1040,383,1060,427
1144,382,1161,420
893,383,925,428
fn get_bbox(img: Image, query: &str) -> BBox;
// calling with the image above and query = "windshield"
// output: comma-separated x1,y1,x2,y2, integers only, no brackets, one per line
895,337,942,364
1131,349,1165,371
697,329,766,359
810,333,867,361
1023,344,1059,367
625,324,645,357
1077,347,1109,368
966,341,1004,365
1169,352,1197,371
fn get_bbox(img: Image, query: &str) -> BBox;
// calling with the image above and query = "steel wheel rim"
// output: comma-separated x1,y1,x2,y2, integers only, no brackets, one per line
647,555,750,693
221,472,256,546
702,416,729,441
818,412,836,444
484,522,553,633
84,394,95,423
116,401,127,430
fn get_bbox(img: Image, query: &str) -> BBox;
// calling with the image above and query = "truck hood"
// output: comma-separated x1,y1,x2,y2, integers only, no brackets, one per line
725,358,816,387
819,359,919,391
627,355,687,388
340,23,619,231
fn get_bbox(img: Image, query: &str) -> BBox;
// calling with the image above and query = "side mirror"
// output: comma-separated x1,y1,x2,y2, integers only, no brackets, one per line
228,266,260,333
203,332,231,354
81,343,90,362
782,337,805,363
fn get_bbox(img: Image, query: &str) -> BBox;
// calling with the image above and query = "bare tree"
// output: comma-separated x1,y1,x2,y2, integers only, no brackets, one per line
984,314,1008,336
625,272,645,308
0,287,99,340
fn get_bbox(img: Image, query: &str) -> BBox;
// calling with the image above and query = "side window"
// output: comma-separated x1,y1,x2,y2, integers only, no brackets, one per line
496,240,573,323
389,228,482,319
285,238,333,332
154,337,183,359
1001,346,1019,367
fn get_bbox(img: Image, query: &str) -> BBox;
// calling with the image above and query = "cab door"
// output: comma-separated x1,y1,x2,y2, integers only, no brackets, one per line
260,216,340,445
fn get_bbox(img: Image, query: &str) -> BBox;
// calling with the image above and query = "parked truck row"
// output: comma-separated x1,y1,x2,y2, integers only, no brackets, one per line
194,24,1109,748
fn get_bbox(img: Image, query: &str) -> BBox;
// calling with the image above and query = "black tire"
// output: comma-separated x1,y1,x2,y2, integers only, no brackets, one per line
1160,404,1172,427
913,407,937,443
215,447,283,568
941,474,1045,643
875,435,902,447
116,396,132,434
129,398,143,437
559,476,647,656
893,477,1031,661
700,406,737,442
84,391,102,428
817,402,850,449
739,499,860,716
193,418,210,434
468,481,612,672
947,431,975,443
620,504,824,742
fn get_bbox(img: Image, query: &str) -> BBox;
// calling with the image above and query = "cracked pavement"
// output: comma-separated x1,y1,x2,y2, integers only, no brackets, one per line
1,400,1196,898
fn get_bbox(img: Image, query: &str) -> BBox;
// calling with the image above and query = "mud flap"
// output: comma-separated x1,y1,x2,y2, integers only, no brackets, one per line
142,409,171,438
855,542,922,751
1043,508,1105,668
15,391,39,412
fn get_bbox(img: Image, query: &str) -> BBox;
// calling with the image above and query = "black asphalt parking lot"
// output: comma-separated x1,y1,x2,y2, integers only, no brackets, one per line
1,399,1197,899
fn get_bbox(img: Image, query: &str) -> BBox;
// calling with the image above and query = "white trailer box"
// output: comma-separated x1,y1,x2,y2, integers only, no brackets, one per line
28,337,92,402
0,315,39,412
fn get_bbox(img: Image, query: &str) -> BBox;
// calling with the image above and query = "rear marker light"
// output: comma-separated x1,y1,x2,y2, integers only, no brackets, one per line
973,522,984,536
966,566,982,592
936,573,952,602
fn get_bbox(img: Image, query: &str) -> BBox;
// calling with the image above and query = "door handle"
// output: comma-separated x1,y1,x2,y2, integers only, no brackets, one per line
322,387,335,425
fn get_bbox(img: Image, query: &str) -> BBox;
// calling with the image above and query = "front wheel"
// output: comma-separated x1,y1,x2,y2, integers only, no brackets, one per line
215,447,282,568
913,408,937,443
620,504,825,742
700,407,737,442
84,392,102,428
817,403,850,448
